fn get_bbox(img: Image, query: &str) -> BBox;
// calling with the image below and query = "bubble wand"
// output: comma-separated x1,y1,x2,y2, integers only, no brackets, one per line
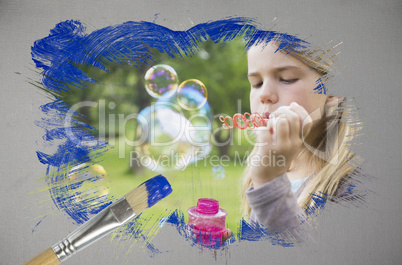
219,113,267,130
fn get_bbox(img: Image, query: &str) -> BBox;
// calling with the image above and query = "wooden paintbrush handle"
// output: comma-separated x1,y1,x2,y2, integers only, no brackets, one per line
24,247,61,265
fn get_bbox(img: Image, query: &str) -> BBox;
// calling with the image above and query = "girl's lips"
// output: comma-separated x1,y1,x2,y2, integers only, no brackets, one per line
262,112,271,119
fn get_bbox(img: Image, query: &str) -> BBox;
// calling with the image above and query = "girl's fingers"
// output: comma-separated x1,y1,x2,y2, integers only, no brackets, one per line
255,120,273,147
284,108,300,139
271,113,289,145
255,103,313,147
270,106,300,142
289,102,313,138
267,116,275,142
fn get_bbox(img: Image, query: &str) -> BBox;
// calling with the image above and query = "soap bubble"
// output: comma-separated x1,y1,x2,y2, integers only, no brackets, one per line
136,93,213,172
145,64,179,98
67,163,110,207
177,79,208,110
212,165,226,180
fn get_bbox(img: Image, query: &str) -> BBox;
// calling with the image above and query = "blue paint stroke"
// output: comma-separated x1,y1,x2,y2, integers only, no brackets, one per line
313,77,327,94
305,192,328,216
118,218,165,257
153,13,160,23
31,215,47,233
30,17,346,253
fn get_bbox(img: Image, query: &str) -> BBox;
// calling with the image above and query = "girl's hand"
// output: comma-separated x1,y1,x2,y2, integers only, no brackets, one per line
250,102,313,188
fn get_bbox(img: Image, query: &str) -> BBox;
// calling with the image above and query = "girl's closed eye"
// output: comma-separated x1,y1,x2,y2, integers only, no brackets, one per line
251,81,263,88
280,78,298,84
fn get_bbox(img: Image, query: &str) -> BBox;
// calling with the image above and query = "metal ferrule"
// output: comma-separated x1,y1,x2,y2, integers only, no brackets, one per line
52,197,136,262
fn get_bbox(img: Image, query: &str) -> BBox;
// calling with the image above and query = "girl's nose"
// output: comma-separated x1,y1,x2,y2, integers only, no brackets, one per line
259,81,278,104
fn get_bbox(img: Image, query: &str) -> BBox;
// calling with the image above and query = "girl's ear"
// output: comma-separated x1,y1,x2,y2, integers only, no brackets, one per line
325,96,344,107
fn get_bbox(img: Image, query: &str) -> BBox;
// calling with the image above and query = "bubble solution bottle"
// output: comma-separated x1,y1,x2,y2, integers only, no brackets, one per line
187,198,227,247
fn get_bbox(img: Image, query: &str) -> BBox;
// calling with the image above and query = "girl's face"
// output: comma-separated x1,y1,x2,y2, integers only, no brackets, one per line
248,42,327,120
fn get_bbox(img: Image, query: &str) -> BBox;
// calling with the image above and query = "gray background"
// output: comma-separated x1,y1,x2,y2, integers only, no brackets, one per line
1,0,401,264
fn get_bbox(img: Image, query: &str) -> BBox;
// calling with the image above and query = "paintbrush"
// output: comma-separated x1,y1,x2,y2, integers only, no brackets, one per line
24,174,172,265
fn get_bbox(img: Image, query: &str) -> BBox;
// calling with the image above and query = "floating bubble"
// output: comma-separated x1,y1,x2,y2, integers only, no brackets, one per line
212,165,226,180
145,64,179,98
67,163,110,208
177,79,208,110
136,93,213,172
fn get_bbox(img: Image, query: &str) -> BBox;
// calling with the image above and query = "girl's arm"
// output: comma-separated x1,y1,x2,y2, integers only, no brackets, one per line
246,173,306,231
248,103,313,189
244,103,312,233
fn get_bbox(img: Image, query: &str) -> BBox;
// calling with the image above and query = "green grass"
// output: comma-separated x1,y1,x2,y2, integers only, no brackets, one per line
94,132,253,238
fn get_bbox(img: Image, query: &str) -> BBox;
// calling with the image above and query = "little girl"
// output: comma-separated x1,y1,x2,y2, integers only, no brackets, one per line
241,39,362,235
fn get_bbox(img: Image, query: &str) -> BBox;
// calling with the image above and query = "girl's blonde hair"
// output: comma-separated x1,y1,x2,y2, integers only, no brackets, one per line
241,40,362,216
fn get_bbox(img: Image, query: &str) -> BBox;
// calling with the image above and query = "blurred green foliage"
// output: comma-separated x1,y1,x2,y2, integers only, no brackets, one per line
62,37,250,141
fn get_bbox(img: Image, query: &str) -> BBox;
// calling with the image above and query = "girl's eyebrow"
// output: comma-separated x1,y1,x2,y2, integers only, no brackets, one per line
248,65,301,77
275,65,301,71
247,72,260,77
